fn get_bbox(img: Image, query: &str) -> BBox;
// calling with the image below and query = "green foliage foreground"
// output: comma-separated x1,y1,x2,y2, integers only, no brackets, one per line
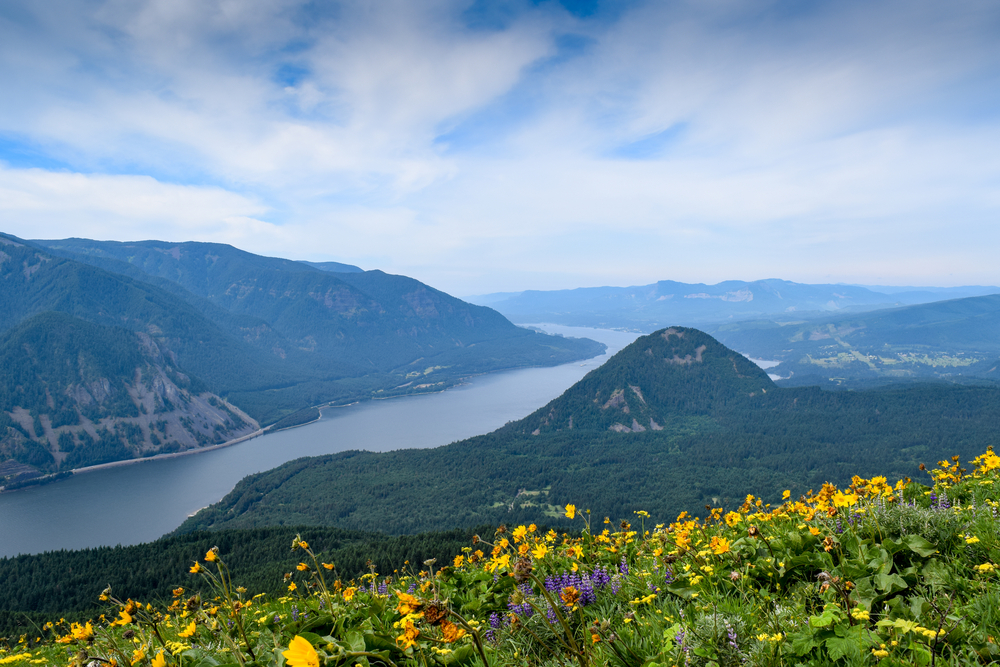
4,451,1000,667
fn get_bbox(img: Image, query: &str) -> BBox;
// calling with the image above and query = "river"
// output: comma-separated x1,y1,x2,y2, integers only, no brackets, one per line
0,326,639,558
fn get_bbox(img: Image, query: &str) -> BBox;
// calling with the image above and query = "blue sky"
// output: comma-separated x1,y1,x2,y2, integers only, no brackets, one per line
1,0,999,295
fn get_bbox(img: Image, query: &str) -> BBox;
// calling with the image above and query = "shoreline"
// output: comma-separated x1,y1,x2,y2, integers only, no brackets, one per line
70,428,268,475
2,339,612,493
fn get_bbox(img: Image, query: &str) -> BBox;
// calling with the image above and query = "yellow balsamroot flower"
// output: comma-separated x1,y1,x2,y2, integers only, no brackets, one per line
151,652,167,667
113,610,133,626
204,549,218,563
282,635,319,667
710,535,731,555
298,540,310,550
130,648,145,666
322,562,334,570
178,621,197,639
453,554,465,568
782,490,791,501
532,544,548,560
396,592,422,615
396,620,419,650
512,525,528,543
288,582,297,592
565,504,576,519
296,562,309,571
440,620,466,643
189,562,202,574
343,587,357,601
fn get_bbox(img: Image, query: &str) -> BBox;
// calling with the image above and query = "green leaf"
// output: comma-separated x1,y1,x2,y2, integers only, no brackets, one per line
875,572,908,594
903,534,937,557
345,629,366,653
825,636,858,661
790,632,820,656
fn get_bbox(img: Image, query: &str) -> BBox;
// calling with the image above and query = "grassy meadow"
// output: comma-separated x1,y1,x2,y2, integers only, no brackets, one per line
3,450,1000,667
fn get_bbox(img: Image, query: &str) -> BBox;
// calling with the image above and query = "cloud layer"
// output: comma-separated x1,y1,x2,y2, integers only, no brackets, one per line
1,0,998,293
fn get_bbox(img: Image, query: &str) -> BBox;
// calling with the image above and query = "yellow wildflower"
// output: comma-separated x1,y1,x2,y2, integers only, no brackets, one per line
189,562,202,574
532,544,548,560
282,636,319,667
441,621,466,643
396,620,419,650
343,587,357,601
204,549,218,563
130,648,145,666
512,525,528,543
178,621,196,639
151,652,167,667
565,504,576,519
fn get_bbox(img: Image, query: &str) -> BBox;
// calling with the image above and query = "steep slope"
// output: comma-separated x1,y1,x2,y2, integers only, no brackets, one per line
0,311,258,483
177,328,1000,535
468,279,999,330
0,233,604,477
35,238,604,378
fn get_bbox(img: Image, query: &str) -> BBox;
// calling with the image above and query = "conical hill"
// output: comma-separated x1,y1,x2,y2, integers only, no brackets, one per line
517,327,775,435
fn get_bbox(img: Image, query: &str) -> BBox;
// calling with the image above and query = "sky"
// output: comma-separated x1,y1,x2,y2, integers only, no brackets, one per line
1,0,999,296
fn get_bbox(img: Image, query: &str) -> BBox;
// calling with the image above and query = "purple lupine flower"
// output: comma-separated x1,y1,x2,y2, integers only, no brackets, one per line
407,582,417,594
377,581,388,595
663,567,674,585
291,605,299,621
610,575,622,595
489,612,503,629
726,622,738,649
579,574,596,606
546,604,559,624
591,566,611,589
619,556,629,575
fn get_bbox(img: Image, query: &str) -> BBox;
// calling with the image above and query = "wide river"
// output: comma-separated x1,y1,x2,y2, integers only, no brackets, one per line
0,326,638,558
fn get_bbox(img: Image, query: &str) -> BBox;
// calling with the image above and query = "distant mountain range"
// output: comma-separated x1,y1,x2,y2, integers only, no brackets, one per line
467,280,1000,330
177,327,1000,535
708,294,1000,388
0,234,603,483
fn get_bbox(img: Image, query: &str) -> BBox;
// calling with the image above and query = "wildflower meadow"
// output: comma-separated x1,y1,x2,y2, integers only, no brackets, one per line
3,450,1000,666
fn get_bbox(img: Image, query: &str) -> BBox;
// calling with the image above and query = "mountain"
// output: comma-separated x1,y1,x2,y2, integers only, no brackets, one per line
34,238,603,382
467,279,1000,331
709,294,1000,388
297,260,364,273
0,234,603,482
176,327,1000,535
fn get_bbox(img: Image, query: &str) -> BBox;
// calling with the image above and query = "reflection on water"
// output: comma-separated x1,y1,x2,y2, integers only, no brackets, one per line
0,326,638,558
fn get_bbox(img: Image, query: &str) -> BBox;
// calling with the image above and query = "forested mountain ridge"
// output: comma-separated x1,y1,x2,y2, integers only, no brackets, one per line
177,327,1000,536
34,237,604,383
0,311,258,480
0,233,602,483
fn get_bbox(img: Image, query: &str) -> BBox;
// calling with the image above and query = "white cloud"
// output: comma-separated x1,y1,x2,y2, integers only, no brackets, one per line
0,0,998,293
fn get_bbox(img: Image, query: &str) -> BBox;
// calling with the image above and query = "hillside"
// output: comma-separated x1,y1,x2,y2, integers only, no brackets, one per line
34,238,604,382
176,327,1000,535
0,311,258,481
9,453,999,667
710,294,1000,388
467,279,999,330
0,233,603,479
